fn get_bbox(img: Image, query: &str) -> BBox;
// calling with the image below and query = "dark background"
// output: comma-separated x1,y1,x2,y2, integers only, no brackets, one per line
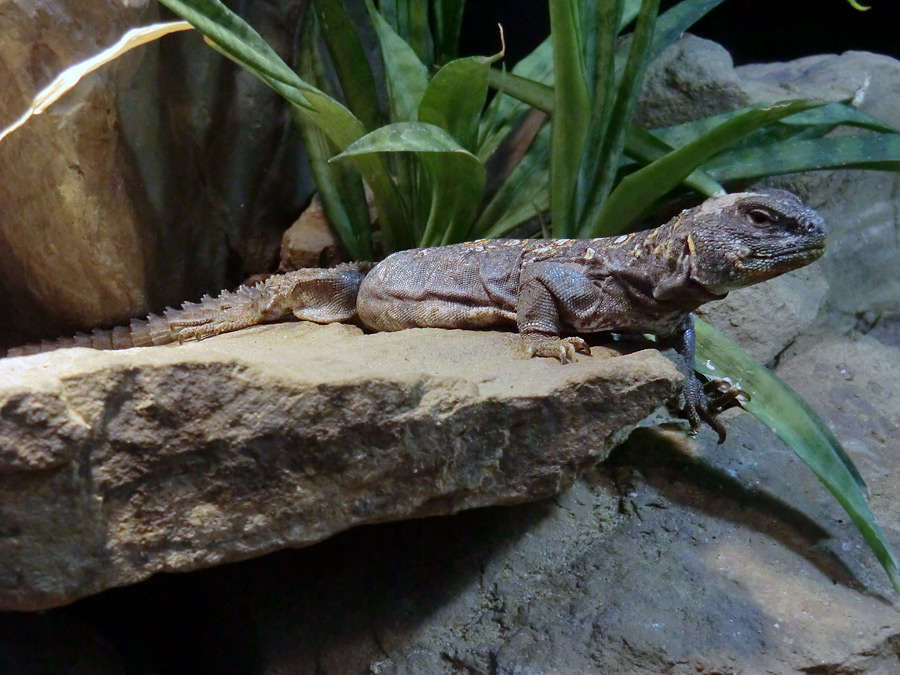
461,0,900,66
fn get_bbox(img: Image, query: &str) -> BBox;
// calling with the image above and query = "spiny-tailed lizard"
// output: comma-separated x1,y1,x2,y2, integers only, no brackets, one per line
7,189,827,440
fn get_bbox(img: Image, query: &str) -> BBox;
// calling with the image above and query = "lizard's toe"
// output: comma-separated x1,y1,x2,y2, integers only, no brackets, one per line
521,334,588,364
570,336,591,356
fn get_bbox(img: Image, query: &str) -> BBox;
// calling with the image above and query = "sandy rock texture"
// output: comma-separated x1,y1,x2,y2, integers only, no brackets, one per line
0,325,679,611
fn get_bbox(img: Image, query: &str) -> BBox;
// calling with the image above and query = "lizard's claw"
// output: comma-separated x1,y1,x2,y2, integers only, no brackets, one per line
522,334,591,364
704,377,750,415
679,375,749,444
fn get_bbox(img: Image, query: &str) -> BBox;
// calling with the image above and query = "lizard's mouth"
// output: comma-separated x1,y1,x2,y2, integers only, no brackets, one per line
753,242,826,260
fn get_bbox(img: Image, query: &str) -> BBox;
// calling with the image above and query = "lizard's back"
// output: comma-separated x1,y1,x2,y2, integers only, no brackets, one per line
357,240,528,332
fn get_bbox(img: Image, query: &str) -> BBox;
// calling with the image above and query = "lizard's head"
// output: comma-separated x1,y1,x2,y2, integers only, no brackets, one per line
684,189,827,294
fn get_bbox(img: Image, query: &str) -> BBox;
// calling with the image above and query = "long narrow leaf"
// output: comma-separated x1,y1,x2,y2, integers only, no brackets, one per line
693,319,900,594
646,0,726,63
653,101,896,150
294,11,372,260
591,99,822,235
364,0,429,122
311,0,381,132
579,0,659,232
625,126,724,196
704,135,900,182
574,0,623,220
0,21,194,144
476,121,552,238
158,0,315,103
161,0,409,252
549,0,591,237
432,0,467,65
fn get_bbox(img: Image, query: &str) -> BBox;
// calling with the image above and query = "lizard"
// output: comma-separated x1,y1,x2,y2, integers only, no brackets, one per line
6,189,827,440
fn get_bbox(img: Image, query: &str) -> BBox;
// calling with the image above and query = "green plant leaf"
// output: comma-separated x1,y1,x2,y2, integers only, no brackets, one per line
652,101,896,150
693,319,900,594
311,0,381,132
331,122,486,246
625,126,724,197
294,10,372,260
577,0,659,232
590,99,823,236
363,0,429,123
549,0,591,237
432,0,466,64
158,0,317,108
419,51,504,153
159,0,410,253
475,120,551,238
645,0,725,62
704,134,900,182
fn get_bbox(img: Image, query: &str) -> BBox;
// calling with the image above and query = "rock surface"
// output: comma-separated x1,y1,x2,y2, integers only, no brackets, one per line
0,324,679,611
1,329,897,674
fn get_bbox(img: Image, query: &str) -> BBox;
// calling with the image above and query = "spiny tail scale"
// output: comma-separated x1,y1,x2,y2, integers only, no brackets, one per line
6,263,371,357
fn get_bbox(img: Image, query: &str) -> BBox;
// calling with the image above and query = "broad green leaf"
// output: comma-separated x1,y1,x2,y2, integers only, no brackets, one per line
704,135,900,182
590,99,823,236
693,319,900,594
419,51,503,153
331,122,486,246
549,0,591,236
311,0,381,132
364,0,429,123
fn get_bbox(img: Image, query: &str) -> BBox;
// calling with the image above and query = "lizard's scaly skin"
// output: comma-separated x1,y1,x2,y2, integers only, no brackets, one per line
6,190,827,439
7,263,371,356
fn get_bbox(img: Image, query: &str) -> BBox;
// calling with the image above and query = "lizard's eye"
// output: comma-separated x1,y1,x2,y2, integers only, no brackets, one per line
747,208,776,225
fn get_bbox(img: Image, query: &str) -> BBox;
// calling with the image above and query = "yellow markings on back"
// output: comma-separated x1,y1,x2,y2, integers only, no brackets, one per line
687,234,697,258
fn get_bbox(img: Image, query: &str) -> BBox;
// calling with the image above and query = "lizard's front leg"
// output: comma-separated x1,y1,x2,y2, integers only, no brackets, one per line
662,313,728,443
516,261,599,363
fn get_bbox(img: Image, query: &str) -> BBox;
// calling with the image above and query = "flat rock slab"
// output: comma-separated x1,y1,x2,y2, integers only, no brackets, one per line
0,323,680,611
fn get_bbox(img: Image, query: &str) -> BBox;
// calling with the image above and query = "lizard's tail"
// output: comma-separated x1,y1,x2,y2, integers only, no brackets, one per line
6,263,372,357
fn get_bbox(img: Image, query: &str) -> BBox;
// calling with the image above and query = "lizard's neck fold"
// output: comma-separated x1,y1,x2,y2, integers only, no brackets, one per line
630,223,728,310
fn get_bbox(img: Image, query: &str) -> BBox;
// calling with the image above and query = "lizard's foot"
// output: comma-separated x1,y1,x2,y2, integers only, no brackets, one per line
522,334,591,364
680,375,749,444
704,377,749,415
